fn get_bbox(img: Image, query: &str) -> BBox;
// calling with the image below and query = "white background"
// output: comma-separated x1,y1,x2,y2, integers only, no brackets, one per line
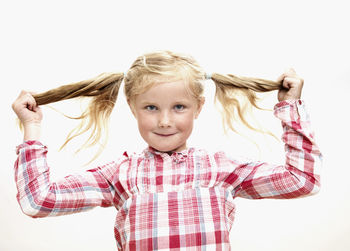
1,0,349,250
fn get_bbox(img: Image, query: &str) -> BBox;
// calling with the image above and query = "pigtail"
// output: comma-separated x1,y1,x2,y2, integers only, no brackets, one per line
210,73,282,134
33,72,124,161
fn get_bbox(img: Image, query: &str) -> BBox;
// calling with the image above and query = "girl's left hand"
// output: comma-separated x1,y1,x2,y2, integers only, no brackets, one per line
277,68,304,102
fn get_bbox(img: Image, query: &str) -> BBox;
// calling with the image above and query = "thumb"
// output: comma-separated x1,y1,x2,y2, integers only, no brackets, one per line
32,105,41,112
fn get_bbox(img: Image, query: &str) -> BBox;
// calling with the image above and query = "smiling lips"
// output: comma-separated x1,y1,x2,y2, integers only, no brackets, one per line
154,132,176,137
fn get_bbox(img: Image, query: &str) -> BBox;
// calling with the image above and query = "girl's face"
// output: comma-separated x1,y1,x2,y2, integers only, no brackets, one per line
129,80,204,153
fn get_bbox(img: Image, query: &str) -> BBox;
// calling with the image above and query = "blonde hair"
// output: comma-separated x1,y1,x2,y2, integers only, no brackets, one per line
31,50,282,159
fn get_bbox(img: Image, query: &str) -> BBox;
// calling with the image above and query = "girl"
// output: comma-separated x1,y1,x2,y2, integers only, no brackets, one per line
12,51,322,250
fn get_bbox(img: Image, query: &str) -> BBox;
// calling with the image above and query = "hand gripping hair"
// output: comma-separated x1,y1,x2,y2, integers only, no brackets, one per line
30,50,282,160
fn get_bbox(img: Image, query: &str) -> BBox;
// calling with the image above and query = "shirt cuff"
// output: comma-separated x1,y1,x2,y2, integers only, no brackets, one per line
273,99,309,123
16,140,46,155
274,99,304,109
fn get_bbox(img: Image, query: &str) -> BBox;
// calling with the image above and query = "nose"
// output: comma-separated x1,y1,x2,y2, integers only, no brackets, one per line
158,110,172,128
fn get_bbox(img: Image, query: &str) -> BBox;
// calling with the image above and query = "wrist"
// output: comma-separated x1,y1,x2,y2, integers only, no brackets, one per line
23,123,41,141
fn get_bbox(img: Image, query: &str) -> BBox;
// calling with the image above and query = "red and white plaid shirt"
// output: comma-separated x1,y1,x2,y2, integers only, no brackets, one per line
14,100,322,250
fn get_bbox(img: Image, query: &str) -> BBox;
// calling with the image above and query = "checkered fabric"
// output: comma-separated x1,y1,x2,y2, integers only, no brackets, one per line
14,100,322,250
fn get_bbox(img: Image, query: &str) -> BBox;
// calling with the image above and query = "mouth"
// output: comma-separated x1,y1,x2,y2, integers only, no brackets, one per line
154,132,176,137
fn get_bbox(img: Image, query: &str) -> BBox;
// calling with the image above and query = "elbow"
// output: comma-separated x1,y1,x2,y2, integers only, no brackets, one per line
307,182,321,196
17,193,49,218
21,207,42,218
304,162,322,196
297,176,321,198
281,171,321,199
18,200,43,218
19,203,42,218
289,155,322,198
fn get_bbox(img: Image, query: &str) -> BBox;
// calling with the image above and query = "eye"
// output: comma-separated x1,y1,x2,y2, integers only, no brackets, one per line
145,105,157,111
174,104,185,111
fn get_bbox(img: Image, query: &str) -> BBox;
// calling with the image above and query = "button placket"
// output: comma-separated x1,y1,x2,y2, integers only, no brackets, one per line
172,152,187,164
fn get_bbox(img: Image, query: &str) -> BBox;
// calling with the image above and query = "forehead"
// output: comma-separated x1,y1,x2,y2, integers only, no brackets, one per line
133,80,195,104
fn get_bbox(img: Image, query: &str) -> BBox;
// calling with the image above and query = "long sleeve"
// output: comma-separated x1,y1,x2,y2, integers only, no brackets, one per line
234,99,322,199
14,141,115,218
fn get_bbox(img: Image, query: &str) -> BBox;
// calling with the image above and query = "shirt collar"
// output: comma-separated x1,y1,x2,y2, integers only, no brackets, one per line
143,146,193,160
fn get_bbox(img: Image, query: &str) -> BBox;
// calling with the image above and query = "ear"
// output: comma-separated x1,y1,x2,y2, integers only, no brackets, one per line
195,97,205,119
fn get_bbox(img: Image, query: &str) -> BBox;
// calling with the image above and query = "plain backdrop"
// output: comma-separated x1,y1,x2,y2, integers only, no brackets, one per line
1,0,349,250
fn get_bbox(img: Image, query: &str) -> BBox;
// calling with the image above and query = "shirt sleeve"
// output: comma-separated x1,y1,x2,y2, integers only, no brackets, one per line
14,141,116,218
234,99,322,199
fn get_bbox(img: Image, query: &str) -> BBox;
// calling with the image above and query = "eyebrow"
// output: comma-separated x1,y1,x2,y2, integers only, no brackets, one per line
138,100,156,105
139,99,191,105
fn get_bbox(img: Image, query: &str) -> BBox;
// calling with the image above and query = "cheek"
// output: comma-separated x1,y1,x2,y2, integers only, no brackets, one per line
137,114,155,131
176,113,195,130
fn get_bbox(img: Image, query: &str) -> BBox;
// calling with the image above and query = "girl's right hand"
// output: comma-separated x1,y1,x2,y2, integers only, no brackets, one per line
12,91,42,126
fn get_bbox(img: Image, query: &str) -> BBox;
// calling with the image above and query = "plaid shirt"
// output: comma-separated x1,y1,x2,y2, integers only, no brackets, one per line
14,100,322,250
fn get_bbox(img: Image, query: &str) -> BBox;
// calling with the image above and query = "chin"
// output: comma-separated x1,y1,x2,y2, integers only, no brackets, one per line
152,144,181,153
154,146,174,152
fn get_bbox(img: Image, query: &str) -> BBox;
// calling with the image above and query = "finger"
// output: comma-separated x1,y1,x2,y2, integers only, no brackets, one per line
283,77,303,89
276,73,287,83
28,93,37,107
20,92,37,111
34,106,41,113
282,77,293,89
277,68,298,83
24,92,37,105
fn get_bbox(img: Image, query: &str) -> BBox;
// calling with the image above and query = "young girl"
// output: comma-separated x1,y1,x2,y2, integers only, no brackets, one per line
12,51,322,250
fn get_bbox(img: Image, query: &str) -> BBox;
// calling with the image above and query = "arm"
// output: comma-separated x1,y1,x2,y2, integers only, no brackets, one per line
234,99,322,199
12,91,115,217
15,141,116,217
234,69,322,199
